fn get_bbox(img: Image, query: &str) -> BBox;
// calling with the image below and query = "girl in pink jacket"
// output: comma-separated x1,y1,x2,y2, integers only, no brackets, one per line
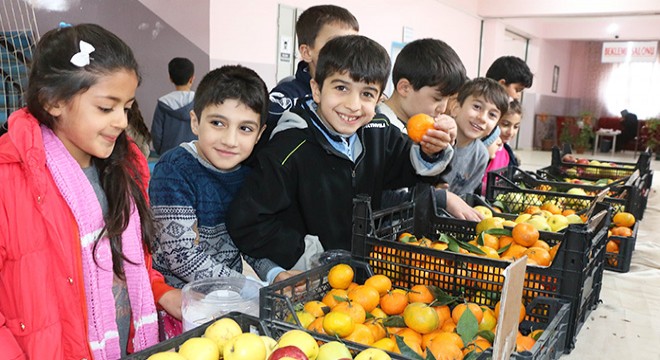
0,23,180,359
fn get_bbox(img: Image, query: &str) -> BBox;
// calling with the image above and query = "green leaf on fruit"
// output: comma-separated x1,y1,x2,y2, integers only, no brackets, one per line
478,330,495,344
457,240,486,255
438,232,455,244
333,295,348,303
427,285,458,306
382,315,406,328
447,237,461,253
463,351,481,360
399,234,417,243
394,335,425,360
457,307,479,346
426,351,438,360
485,228,512,236
497,243,511,255
492,200,509,213
293,303,304,312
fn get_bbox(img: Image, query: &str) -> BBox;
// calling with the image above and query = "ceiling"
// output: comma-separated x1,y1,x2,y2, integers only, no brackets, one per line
444,0,660,41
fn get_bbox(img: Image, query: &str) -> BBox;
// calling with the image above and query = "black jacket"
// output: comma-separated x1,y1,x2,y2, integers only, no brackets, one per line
228,99,448,268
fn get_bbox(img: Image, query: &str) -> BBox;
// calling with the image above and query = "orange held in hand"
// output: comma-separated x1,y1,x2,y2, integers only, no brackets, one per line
406,113,435,143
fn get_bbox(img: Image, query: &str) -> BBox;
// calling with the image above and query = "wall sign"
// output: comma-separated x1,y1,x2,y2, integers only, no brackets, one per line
601,41,658,63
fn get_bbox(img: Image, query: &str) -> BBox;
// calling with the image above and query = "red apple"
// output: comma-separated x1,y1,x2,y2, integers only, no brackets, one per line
576,158,589,165
268,346,309,360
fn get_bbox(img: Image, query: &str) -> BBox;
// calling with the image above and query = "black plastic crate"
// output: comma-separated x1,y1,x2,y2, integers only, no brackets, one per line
351,185,610,353
486,166,642,220
125,312,269,359
259,259,408,360
605,222,639,273
541,145,652,181
260,259,570,360
477,298,570,360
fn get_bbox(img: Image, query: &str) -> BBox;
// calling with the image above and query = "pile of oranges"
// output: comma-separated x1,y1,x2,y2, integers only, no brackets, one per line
290,263,539,359
396,221,559,267
606,212,636,267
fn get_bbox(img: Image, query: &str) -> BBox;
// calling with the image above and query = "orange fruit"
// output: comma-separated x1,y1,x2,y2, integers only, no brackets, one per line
512,223,540,247
562,209,576,216
426,337,464,360
606,240,620,253
549,243,560,260
499,235,514,248
441,319,457,332
322,289,348,308
495,301,526,324
364,274,392,296
541,202,562,215
408,284,435,304
452,302,483,324
433,305,452,326
481,234,500,250
303,300,329,318
532,239,550,251
328,263,354,290
611,226,633,237
333,301,366,324
406,113,435,143
516,335,536,352
524,205,541,215
343,323,375,345
380,291,409,315
371,337,396,352
403,302,440,334
613,212,635,227
463,338,492,355
370,307,387,319
307,316,326,334
364,319,387,341
348,285,381,312
523,247,552,266
501,243,527,259
323,310,355,337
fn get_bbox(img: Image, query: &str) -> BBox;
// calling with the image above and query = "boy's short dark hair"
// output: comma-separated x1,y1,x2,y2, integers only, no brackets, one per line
457,77,510,116
393,38,467,96
485,56,533,88
168,57,195,86
314,35,390,94
507,99,523,115
296,5,359,46
193,65,269,125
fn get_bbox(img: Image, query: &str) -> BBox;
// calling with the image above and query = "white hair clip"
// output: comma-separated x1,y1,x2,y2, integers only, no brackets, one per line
70,40,95,67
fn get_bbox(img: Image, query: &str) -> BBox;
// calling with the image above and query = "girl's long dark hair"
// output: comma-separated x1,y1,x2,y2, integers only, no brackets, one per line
26,23,154,279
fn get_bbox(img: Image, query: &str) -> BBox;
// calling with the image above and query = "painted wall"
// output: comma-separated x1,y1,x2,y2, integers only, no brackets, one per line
31,0,209,128
209,0,483,89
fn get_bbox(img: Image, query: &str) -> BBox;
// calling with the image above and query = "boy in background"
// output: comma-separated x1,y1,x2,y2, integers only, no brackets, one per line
263,4,359,143
444,77,509,196
485,56,534,101
149,65,296,290
152,57,197,155
377,38,482,221
228,35,453,270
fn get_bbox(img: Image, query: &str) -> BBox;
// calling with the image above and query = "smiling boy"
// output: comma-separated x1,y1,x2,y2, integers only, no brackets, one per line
149,65,296,291
227,35,453,270
444,77,510,196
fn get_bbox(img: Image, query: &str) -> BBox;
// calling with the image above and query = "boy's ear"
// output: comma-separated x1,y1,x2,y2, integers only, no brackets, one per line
299,44,313,63
255,124,267,143
190,110,200,136
497,79,508,86
310,79,322,104
395,78,413,97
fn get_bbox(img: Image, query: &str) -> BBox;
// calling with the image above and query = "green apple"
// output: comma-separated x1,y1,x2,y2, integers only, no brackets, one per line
317,341,352,360
224,332,266,360
261,335,278,359
147,353,188,360
276,330,319,360
525,216,552,232
473,205,493,218
539,210,553,219
178,337,220,360
567,188,588,196
566,214,584,224
547,214,569,232
354,348,391,360
204,317,243,353
515,213,532,224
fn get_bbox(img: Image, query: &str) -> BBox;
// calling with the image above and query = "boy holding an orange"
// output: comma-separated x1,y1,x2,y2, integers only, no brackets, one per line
227,35,453,270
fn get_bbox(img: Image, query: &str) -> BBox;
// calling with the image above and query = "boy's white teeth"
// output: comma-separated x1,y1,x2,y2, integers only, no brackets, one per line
339,114,358,122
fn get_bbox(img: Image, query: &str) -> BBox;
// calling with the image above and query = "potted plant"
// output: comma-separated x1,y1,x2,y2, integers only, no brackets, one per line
575,123,594,153
644,118,660,159
559,117,594,153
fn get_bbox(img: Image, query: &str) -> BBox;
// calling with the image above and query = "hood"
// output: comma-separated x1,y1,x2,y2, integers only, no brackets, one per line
157,91,195,122
270,109,309,140
0,108,44,166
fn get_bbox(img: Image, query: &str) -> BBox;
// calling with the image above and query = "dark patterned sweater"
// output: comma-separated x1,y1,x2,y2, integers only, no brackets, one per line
148,142,279,288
